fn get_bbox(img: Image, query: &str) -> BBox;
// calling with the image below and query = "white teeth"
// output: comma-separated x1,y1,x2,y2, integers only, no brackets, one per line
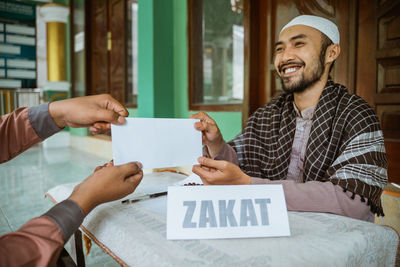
284,67,297,74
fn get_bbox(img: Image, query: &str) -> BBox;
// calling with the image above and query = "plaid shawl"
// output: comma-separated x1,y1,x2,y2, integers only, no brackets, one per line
230,80,387,216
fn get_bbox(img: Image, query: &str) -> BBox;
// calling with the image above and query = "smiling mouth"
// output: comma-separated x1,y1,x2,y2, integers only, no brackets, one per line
284,67,299,74
279,63,304,76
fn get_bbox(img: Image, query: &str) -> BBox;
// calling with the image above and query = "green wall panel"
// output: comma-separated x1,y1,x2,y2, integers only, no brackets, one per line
206,112,242,142
138,0,154,117
138,0,174,118
127,108,138,117
69,127,87,136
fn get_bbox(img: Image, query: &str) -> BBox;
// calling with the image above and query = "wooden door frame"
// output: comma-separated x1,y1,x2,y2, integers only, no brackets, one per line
357,0,400,184
84,0,93,97
243,0,269,126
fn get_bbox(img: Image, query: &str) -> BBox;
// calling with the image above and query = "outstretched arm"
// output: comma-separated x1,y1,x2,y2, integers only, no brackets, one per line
0,161,143,267
252,178,374,221
0,94,128,163
193,157,374,222
48,94,128,134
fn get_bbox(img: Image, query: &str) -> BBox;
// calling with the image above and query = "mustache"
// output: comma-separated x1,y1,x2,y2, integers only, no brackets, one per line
278,61,305,72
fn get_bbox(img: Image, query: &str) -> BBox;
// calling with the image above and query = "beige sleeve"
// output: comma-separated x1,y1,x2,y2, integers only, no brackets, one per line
252,178,374,222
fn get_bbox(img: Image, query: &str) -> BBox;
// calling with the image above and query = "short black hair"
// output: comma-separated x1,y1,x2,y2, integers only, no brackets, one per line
320,33,334,73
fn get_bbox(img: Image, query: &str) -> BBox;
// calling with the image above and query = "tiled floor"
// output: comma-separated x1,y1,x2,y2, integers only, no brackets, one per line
0,145,119,266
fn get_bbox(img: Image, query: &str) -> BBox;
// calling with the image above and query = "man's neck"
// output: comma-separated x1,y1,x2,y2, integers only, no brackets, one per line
293,74,329,112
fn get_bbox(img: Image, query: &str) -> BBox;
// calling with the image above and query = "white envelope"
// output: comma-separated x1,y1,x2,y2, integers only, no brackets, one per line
111,118,202,169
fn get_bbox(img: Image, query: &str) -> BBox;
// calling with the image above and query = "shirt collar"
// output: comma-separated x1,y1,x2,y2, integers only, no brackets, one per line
293,102,315,119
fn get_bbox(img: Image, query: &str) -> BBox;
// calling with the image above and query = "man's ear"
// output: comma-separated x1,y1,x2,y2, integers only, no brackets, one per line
325,44,340,64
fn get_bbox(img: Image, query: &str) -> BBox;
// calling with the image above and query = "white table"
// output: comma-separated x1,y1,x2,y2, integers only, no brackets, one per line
47,172,399,267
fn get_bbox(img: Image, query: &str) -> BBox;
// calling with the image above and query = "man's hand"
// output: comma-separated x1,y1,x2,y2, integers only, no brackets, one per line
68,161,143,215
190,112,224,158
192,157,251,185
48,94,128,134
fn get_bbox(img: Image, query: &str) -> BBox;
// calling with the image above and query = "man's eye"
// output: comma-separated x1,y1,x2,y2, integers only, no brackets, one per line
276,47,283,53
295,42,304,47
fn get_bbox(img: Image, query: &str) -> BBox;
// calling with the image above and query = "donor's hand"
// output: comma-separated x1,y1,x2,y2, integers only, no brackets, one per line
68,161,143,215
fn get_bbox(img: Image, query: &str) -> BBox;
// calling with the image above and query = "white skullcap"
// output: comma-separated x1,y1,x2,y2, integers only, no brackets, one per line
280,15,340,44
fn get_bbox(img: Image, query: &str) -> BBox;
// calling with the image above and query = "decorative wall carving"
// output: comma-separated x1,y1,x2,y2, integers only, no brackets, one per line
295,0,335,18
377,59,400,94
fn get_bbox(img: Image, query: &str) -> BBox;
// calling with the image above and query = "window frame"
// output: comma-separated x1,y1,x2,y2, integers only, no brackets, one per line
187,0,247,112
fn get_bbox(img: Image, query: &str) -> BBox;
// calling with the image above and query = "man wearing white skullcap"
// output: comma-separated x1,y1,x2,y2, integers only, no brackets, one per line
192,15,387,222
280,15,340,44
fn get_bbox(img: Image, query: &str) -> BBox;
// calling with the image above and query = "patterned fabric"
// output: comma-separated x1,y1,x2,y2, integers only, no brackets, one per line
229,80,387,215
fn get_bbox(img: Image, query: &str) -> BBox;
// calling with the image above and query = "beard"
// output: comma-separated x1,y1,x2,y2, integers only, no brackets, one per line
280,48,326,94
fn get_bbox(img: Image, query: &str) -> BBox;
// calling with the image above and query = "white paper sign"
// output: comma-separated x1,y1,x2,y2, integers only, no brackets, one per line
111,118,202,169
167,185,290,240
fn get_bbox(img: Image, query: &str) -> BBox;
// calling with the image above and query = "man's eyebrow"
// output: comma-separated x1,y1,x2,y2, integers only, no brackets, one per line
290,34,307,41
275,34,308,47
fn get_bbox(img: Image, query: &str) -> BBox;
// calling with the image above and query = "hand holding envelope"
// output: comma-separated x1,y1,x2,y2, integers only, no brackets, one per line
111,118,202,169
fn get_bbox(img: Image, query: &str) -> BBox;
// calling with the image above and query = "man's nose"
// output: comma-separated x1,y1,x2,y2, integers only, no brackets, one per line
280,47,296,62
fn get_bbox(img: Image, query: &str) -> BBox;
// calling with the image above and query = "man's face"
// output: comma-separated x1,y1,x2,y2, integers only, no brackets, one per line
274,25,326,93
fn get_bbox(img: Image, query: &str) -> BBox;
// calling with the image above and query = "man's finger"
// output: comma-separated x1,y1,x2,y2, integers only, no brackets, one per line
201,165,211,171
102,94,129,117
89,126,99,134
192,112,213,124
115,162,143,178
197,157,227,170
95,109,121,124
194,121,204,131
190,112,207,120
94,166,104,172
92,122,112,134
202,165,218,173
89,124,111,136
94,162,109,172
90,124,104,133
192,165,215,183
116,116,126,124
106,160,114,167
191,112,217,133
93,122,107,129
125,171,144,184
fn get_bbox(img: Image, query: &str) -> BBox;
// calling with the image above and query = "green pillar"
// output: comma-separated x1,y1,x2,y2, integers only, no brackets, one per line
138,0,174,118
